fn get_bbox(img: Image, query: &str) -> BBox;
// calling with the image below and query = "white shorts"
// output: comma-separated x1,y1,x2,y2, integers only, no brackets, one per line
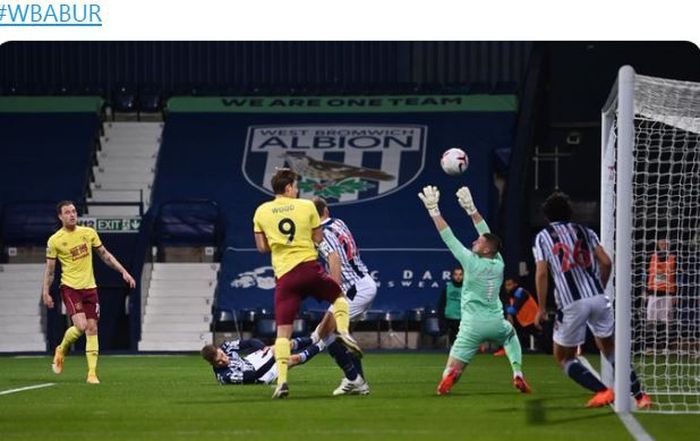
553,295,614,347
328,274,377,321
245,348,277,384
647,295,675,322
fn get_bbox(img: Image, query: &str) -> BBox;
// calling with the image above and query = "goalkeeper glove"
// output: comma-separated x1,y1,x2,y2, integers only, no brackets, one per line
418,185,441,217
456,186,477,215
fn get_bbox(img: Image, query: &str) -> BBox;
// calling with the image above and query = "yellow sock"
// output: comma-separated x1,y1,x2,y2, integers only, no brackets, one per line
274,338,290,385
59,326,83,355
86,334,99,375
331,296,350,334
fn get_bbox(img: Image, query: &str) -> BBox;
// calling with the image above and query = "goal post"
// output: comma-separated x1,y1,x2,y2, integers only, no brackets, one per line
601,65,700,414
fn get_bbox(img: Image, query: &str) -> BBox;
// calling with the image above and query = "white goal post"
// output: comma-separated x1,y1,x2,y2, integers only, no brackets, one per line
601,65,700,413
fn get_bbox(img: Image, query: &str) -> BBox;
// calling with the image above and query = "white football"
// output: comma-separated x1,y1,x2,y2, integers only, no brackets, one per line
440,148,469,176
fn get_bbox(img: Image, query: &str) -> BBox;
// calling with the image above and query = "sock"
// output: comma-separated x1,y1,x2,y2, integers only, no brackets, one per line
274,338,291,385
310,330,321,345
297,343,323,364
503,330,523,374
85,334,99,375
322,333,336,347
564,358,607,393
291,336,313,351
327,341,358,381
351,356,365,379
331,297,350,334
603,353,644,399
59,326,83,355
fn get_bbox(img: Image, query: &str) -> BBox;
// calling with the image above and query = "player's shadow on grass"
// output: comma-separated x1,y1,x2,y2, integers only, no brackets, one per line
522,398,617,426
173,395,340,405
438,391,521,398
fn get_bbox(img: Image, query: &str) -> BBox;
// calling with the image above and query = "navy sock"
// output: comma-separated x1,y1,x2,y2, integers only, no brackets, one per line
327,341,358,381
564,359,607,393
297,343,322,364
351,356,364,379
606,357,643,399
292,336,313,351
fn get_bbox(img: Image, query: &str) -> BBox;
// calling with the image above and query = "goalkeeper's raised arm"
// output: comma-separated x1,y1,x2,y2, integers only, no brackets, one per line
418,185,471,264
456,186,502,262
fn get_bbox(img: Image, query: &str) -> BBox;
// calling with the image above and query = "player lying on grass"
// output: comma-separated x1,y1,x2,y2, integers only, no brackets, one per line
201,337,323,385
418,185,531,395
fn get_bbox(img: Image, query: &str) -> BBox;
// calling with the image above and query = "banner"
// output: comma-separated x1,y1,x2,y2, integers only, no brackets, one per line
219,248,456,312
154,105,516,313
168,94,517,113
0,96,104,113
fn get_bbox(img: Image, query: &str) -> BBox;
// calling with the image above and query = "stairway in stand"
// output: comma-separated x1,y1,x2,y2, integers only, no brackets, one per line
138,263,219,351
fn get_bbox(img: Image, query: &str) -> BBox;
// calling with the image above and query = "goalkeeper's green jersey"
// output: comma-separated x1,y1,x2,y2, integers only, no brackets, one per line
439,220,504,321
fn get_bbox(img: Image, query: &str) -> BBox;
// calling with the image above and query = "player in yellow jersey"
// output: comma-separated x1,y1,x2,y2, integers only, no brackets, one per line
41,201,136,384
253,169,362,398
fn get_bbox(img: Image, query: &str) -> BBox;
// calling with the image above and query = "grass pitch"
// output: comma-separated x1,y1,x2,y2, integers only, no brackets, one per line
1,352,698,441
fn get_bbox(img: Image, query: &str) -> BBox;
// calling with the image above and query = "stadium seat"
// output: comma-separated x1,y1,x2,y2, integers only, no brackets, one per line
381,310,407,349
112,84,137,114
422,310,443,348
213,309,238,333
254,312,277,343
303,309,327,330
292,317,307,337
153,200,224,250
138,84,163,113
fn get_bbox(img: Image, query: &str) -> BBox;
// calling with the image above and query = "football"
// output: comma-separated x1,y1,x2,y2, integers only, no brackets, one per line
440,148,469,176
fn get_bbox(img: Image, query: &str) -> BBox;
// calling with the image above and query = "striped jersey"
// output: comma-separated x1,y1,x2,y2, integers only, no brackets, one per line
532,222,605,309
316,217,369,293
213,339,276,385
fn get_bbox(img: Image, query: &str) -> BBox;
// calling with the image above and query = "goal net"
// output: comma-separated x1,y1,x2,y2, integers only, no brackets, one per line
602,66,700,413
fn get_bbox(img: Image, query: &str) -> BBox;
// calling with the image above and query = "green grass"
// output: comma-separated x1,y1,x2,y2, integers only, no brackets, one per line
1,353,698,441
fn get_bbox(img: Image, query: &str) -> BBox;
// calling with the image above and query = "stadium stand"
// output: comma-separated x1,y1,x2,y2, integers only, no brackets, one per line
151,96,517,347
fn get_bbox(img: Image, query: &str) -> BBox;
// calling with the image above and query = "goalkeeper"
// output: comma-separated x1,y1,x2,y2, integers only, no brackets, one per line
418,185,531,395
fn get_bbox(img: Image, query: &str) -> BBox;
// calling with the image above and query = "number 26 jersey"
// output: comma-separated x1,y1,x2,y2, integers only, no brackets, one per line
253,196,321,278
532,221,605,309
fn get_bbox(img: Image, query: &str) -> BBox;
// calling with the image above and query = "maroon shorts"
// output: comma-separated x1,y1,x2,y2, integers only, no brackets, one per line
60,285,100,320
274,261,341,325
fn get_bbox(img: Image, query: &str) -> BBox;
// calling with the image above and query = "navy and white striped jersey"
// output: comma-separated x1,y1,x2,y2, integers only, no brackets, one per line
532,222,605,309
213,339,275,385
317,217,369,294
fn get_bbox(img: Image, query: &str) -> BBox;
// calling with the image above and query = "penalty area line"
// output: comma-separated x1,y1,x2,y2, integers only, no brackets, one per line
0,383,55,396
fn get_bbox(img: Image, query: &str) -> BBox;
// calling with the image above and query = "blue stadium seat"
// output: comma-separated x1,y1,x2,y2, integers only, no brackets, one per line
254,310,277,343
213,309,238,332
138,84,162,113
292,317,307,337
422,309,442,338
1,202,60,246
153,200,224,249
112,84,136,113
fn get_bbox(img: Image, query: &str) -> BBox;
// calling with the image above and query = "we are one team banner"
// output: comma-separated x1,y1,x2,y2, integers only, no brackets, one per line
159,95,517,311
168,94,516,113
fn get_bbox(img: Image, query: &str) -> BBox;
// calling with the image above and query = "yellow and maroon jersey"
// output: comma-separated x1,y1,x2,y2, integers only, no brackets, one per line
253,197,320,278
46,225,102,289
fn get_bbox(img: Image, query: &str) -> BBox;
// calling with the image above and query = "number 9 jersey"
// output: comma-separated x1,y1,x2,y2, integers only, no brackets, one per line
253,196,321,278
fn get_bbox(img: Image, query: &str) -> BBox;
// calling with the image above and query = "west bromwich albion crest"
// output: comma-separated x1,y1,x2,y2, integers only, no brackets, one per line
242,124,427,205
